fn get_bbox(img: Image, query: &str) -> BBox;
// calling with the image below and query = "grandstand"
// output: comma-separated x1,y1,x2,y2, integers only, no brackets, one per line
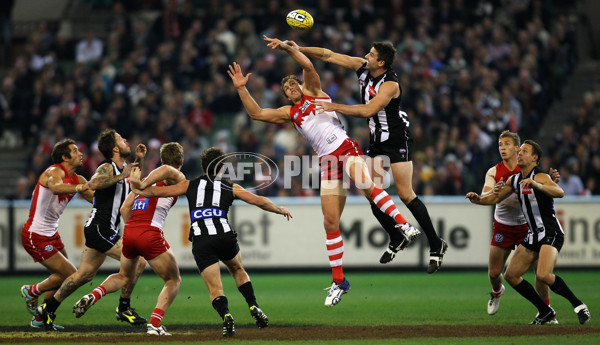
0,0,599,199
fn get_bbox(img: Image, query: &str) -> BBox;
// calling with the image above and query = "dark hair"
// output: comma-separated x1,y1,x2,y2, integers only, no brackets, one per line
499,130,520,147
51,139,76,164
97,129,117,160
160,142,184,168
523,139,543,164
281,75,302,97
373,42,396,69
201,147,226,176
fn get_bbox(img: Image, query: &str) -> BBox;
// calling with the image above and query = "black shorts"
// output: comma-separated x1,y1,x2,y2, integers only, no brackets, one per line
366,131,413,163
521,229,564,253
191,232,239,272
84,223,121,253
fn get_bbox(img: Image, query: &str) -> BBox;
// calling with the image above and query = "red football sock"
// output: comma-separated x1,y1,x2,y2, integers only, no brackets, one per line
150,308,165,327
370,186,407,224
326,230,345,284
29,283,42,297
91,286,107,303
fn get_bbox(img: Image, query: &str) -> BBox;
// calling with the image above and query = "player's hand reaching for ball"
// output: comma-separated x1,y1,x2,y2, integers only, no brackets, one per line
227,62,251,89
465,192,481,204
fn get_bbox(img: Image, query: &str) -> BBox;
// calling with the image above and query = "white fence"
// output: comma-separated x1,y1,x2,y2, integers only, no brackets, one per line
1,196,599,272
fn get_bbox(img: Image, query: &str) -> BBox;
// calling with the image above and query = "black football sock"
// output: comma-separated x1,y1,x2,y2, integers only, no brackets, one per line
550,275,583,308
513,280,552,315
212,296,230,320
238,281,258,307
44,297,61,314
370,203,403,243
118,297,130,312
406,197,441,250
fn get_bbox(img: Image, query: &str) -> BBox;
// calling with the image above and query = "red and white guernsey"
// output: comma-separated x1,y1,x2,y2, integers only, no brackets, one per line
22,164,80,237
289,94,348,157
125,182,178,233
494,161,526,226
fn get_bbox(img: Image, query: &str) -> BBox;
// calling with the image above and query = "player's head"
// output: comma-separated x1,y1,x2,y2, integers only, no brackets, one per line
281,75,303,102
160,142,184,168
51,138,77,164
498,130,520,159
369,42,396,70
518,140,543,167
98,129,131,160
201,147,226,176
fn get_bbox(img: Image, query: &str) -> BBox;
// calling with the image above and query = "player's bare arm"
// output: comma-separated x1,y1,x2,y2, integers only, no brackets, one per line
480,166,498,197
130,165,184,190
132,179,190,198
292,43,365,71
89,162,136,190
77,175,94,203
233,184,292,220
45,166,89,195
521,173,565,198
467,176,514,205
228,62,291,124
264,36,326,97
313,81,398,118
120,191,135,223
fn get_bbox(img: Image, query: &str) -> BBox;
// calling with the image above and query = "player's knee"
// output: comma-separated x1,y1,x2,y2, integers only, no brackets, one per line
488,268,502,280
323,218,339,231
536,273,554,286
503,271,519,286
79,271,96,284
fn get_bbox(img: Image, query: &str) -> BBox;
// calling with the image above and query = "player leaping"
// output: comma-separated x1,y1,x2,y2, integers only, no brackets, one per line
228,35,419,307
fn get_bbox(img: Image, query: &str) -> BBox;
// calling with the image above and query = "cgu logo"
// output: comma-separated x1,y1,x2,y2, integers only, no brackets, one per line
287,12,306,21
192,208,225,221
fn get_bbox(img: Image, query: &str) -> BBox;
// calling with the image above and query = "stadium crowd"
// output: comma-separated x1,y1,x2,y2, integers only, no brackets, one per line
1,0,599,198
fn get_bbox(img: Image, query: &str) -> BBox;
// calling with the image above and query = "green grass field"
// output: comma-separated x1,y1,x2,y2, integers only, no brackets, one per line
1,270,598,344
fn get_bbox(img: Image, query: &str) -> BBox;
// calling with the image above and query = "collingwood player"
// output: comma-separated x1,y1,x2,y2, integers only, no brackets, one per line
131,147,291,337
288,40,447,272
38,130,147,330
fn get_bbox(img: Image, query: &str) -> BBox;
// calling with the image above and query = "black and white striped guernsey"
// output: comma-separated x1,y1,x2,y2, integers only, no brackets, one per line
511,166,564,244
356,62,410,143
185,175,234,240
84,160,129,232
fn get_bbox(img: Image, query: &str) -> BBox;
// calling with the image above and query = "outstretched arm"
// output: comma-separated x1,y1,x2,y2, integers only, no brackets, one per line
287,41,365,71
130,165,184,190
132,179,190,198
466,177,515,205
313,81,399,118
264,36,325,96
233,184,292,220
227,62,291,124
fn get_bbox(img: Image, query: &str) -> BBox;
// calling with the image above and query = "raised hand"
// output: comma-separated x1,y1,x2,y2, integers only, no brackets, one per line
135,144,147,160
227,62,252,89
549,168,560,183
264,35,288,51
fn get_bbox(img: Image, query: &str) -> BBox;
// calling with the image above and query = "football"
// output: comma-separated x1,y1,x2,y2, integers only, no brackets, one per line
286,9,314,31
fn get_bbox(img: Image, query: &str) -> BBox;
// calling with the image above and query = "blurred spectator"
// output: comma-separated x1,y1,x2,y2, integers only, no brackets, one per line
76,31,104,64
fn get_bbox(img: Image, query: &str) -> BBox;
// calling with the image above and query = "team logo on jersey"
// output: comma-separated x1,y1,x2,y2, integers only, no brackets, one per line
494,233,504,243
368,85,377,97
192,208,225,221
326,134,337,144
293,111,300,120
132,198,149,211
301,100,312,113
44,244,54,252
522,187,533,195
